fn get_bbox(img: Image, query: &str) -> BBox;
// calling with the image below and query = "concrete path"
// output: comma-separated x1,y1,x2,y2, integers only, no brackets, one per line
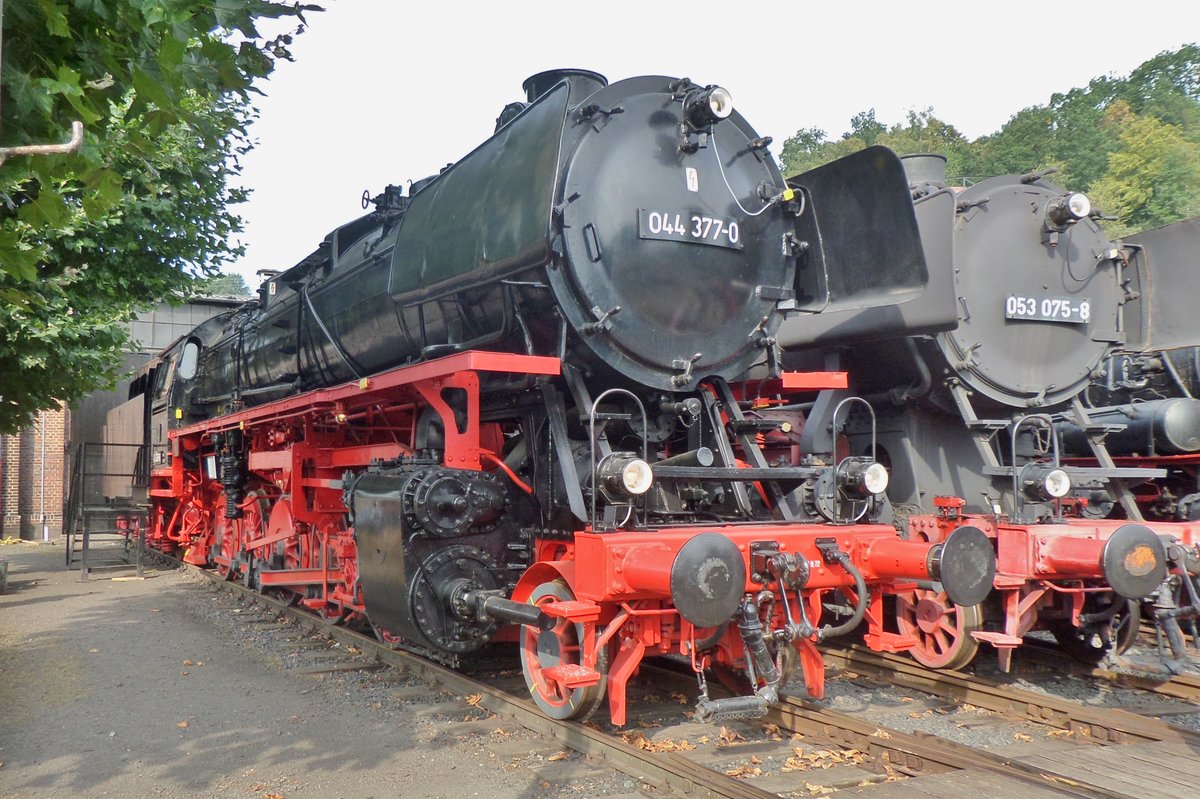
0,542,636,799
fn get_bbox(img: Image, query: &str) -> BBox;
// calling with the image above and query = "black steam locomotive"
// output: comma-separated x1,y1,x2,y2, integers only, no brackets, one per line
770,154,1200,670
128,70,994,725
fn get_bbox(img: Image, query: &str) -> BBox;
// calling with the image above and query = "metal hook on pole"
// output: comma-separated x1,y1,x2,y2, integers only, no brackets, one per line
0,120,85,166
0,0,85,166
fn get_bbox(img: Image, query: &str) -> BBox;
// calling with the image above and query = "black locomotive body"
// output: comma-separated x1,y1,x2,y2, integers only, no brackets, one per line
134,71,993,725
773,153,1200,671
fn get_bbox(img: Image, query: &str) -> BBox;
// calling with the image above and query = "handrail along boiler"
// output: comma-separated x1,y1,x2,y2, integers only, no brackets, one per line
129,71,995,724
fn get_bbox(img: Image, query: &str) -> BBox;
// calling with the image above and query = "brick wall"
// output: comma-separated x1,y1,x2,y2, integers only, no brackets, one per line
0,405,69,540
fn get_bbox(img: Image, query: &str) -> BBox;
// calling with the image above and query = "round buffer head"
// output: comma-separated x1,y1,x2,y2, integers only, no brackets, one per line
931,525,996,608
670,532,746,628
1102,524,1168,600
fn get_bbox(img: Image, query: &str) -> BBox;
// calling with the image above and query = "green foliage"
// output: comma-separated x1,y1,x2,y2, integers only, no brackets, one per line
780,108,968,178
779,44,1200,236
875,109,970,177
779,126,862,176
1089,102,1200,237
0,0,320,433
194,271,253,298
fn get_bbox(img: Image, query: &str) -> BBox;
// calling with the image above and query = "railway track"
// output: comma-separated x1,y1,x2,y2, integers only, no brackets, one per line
820,645,1200,746
150,553,1200,798
1014,643,1200,703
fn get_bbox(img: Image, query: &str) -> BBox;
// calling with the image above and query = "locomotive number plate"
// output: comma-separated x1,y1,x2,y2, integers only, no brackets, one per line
1004,295,1091,324
638,209,743,250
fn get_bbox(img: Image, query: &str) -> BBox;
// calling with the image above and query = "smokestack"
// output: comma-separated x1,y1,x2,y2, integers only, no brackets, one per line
521,69,608,104
899,153,948,190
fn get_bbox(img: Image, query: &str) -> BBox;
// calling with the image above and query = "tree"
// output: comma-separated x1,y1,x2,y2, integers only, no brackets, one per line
875,109,969,177
195,272,253,298
0,1,319,432
1089,102,1200,236
780,108,968,178
848,109,886,147
779,126,863,177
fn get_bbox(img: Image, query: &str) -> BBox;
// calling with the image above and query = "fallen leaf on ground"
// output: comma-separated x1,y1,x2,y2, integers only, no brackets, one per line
1013,733,1032,742
182,659,194,666
718,726,744,745
724,765,761,778
620,731,695,752
465,694,483,707
670,692,689,705
88,648,100,654
547,751,569,762
150,608,162,613
176,721,189,729
180,671,189,677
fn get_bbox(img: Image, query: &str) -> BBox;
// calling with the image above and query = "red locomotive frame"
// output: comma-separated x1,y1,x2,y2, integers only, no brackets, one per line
144,351,992,724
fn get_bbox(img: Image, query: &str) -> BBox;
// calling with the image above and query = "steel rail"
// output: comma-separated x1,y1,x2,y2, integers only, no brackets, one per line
821,645,1200,746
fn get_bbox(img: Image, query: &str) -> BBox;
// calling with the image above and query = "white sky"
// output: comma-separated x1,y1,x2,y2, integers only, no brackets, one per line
225,0,1199,289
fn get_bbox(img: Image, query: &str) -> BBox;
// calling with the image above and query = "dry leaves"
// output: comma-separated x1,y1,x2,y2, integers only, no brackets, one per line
465,694,483,707
637,719,662,729
491,728,512,737
547,751,570,762
761,723,782,738
670,692,689,705
182,659,194,666
870,728,892,739
782,747,868,772
803,782,835,795
723,764,761,778
176,721,189,729
1013,732,1033,742
717,726,744,745
620,731,696,752
88,648,100,654
1048,729,1074,738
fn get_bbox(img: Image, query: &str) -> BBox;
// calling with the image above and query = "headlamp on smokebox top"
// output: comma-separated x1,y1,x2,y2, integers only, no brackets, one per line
1046,192,1091,228
684,86,733,130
